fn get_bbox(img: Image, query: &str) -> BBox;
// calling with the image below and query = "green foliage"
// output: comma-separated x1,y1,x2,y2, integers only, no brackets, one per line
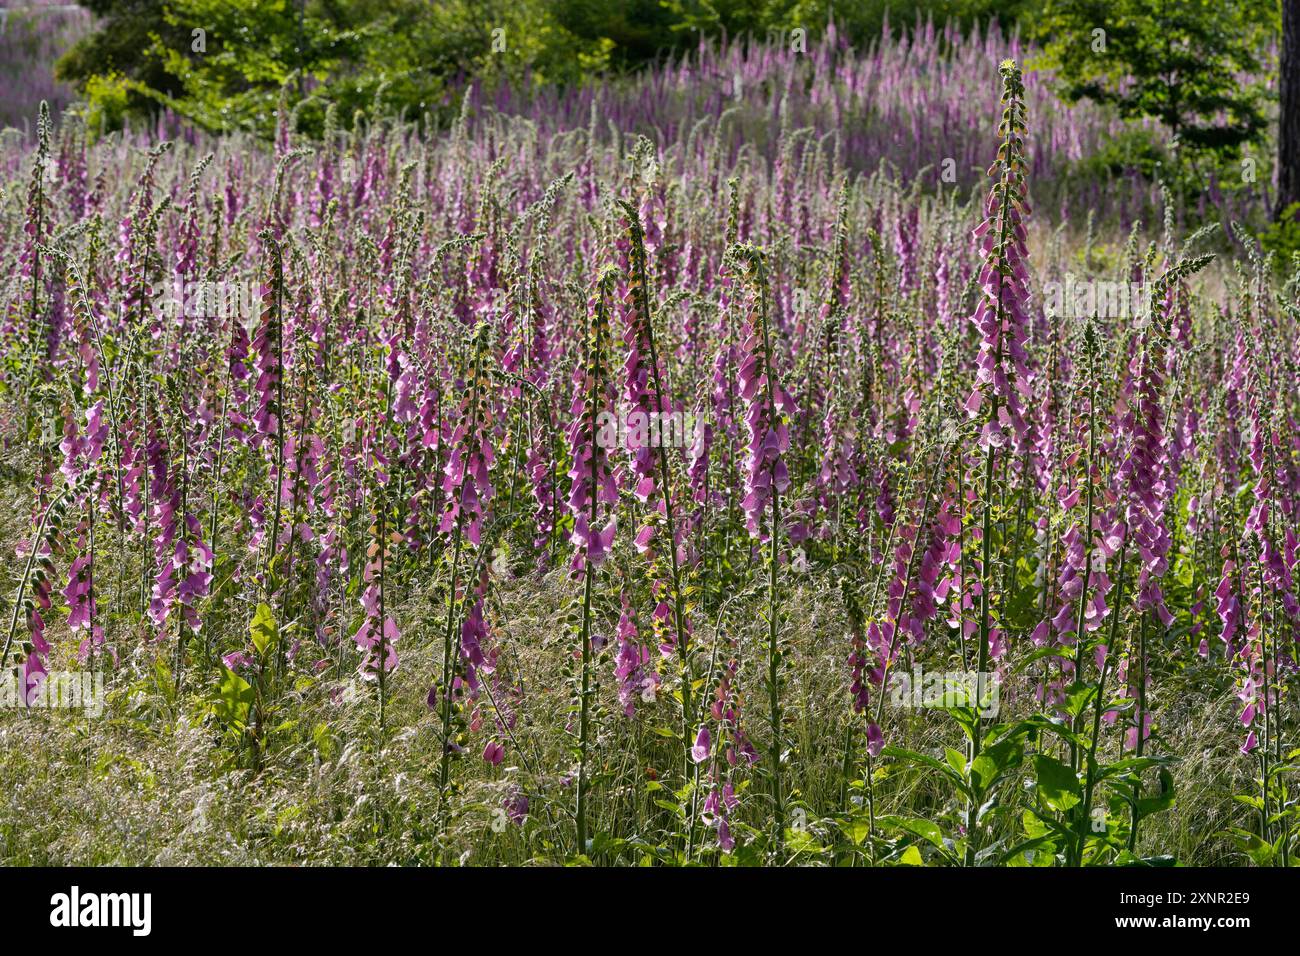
56,0,575,137
78,73,133,139
1034,753,1081,812
1067,126,1170,183
57,0,1032,137
54,0,188,126
648,0,1029,47
249,602,278,659
1031,0,1273,191
212,665,253,731
1259,203,1300,269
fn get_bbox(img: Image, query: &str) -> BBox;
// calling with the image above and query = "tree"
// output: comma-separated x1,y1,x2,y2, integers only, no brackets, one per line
55,0,600,138
57,1,1035,137
1278,0,1300,220
54,0,190,121
1034,0,1272,192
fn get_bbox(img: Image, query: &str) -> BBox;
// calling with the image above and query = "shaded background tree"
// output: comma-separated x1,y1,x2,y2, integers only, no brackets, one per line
1033,0,1273,198
50,0,1031,137
1278,0,1300,220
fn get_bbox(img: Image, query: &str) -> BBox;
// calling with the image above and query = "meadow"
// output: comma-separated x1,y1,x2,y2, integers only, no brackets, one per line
0,24,1295,867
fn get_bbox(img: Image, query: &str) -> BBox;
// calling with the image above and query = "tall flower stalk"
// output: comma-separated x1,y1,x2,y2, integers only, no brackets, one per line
565,266,620,854
724,241,795,851
962,60,1033,863
617,199,697,785
434,321,496,795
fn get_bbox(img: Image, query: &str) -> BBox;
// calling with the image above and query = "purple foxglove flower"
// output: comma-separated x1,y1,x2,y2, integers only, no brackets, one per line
691,726,711,763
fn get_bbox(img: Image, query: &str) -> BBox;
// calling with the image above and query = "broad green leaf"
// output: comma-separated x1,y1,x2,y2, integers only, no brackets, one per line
846,816,873,846
971,737,1024,792
785,828,824,853
1063,682,1097,719
878,815,948,853
213,666,253,729
944,747,968,777
1013,645,1074,672
882,745,970,795
1034,754,1081,812
250,602,278,657
898,845,924,866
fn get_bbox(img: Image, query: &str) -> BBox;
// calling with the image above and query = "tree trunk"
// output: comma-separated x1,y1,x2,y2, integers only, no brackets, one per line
1277,0,1300,219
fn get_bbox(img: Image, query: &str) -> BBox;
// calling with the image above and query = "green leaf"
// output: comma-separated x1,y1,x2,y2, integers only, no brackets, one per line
971,737,1024,792
1034,754,1081,812
1134,767,1176,818
1136,789,1175,818
898,845,924,866
213,666,253,729
845,816,873,846
945,705,981,744
652,799,684,819
250,602,278,657
882,746,970,795
785,828,824,853
1022,715,1085,749
944,747,968,777
1226,827,1274,865
1015,645,1074,672
878,815,955,863
1062,682,1098,719
999,834,1057,866
312,721,335,759
1022,808,1050,839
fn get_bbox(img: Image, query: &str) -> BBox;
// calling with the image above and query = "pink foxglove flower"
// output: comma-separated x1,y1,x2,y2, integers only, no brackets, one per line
565,269,620,572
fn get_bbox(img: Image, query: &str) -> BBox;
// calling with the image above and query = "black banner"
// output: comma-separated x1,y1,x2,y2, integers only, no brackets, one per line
1,865,1286,941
